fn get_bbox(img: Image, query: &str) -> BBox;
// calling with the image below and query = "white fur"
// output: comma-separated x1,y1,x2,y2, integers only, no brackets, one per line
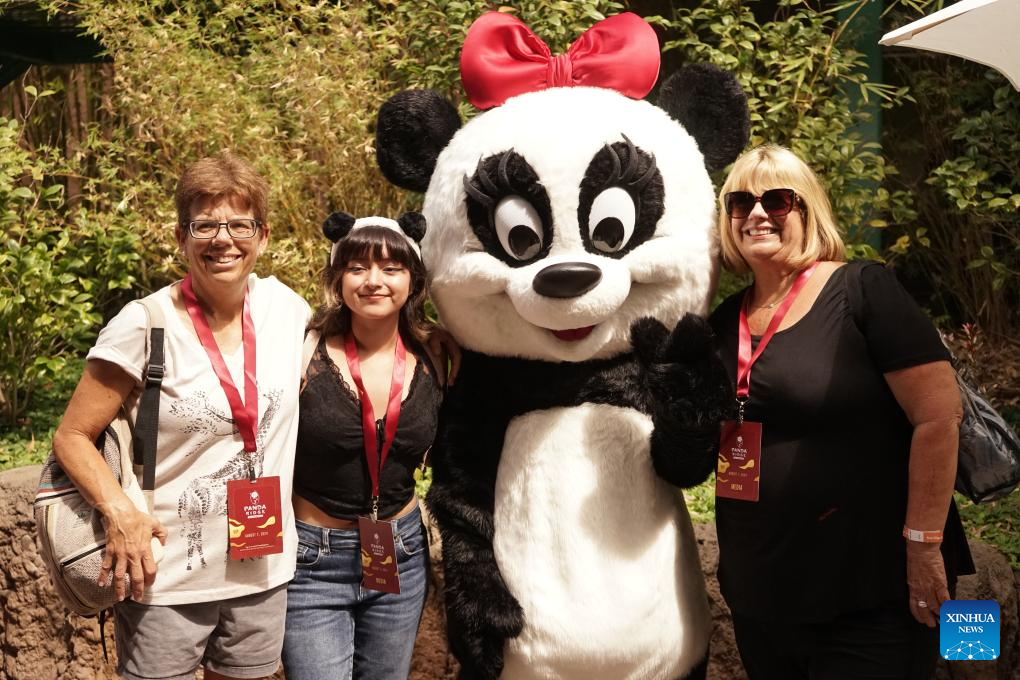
422,86,719,362
493,404,711,679
421,84,718,678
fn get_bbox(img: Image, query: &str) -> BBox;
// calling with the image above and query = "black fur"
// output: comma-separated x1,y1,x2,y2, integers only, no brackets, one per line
464,150,554,267
376,89,462,193
577,139,664,258
398,211,427,243
322,211,355,242
658,64,750,173
426,314,732,679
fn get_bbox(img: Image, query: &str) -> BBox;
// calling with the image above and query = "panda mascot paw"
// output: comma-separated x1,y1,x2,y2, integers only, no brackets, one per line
446,584,524,680
631,315,736,488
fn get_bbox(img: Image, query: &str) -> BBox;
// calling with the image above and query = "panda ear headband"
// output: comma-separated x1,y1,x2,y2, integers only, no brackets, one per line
323,211,426,267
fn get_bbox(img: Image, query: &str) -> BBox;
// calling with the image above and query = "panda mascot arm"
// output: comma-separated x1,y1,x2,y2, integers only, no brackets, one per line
631,314,734,489
429,368,525,680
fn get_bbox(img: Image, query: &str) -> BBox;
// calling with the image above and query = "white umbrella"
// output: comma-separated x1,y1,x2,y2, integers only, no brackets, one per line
879,0,1020,90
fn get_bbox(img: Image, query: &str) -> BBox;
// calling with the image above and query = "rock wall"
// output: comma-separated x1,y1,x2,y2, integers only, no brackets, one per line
2,465,1016,679
1,466,117,680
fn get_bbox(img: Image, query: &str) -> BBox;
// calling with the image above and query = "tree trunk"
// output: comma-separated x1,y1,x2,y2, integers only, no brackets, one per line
63,66,82,207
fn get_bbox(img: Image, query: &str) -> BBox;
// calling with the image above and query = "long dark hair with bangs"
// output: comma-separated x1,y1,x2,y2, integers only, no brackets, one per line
308,225,433,348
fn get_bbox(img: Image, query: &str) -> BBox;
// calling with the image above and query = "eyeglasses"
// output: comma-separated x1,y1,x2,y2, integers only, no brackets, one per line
187,219,261,239
724,189,800,220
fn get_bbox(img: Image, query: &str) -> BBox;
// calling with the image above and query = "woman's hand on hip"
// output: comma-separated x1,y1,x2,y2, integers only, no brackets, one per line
906,541,950,627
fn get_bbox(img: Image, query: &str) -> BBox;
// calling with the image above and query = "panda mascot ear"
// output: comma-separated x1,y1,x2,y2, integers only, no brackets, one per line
397,211,427,244
658,64,750,173
323,211,356,242
376,89,462,193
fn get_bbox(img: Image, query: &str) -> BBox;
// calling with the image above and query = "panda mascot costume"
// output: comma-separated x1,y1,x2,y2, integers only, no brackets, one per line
375,12,749,680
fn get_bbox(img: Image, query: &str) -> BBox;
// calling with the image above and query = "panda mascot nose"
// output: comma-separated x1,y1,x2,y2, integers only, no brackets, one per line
532,262,602,298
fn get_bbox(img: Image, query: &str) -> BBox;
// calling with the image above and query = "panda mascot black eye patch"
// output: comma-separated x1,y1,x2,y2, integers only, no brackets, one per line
578,136,664,258
463,150,554,267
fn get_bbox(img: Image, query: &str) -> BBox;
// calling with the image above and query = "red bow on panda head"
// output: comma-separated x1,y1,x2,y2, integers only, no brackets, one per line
460,12,661,110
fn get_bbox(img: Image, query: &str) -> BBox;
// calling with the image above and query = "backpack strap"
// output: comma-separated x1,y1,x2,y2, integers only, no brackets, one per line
132,296,166,504
300,329,321,394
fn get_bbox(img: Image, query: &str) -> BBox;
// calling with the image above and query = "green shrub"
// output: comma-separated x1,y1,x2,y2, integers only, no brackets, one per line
653,0,914,264
883,54,1020,335
0,110,139,426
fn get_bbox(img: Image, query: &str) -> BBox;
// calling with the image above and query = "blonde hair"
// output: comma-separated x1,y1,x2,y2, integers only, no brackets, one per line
175,151,269,226
717,144,845,274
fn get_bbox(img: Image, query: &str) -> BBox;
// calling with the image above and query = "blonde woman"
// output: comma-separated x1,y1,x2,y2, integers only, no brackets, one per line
708,144,973,679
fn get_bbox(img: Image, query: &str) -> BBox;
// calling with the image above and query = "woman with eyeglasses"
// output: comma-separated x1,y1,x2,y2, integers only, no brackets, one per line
53,152,310,680
707,144,973,679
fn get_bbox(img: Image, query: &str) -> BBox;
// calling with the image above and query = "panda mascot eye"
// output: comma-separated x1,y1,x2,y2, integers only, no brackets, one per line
463,150,554,267
588,187,636,254
577,137,664,259
494,196,544,260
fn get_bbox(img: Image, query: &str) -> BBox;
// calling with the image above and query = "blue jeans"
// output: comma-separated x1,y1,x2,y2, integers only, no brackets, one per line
282,505,428,680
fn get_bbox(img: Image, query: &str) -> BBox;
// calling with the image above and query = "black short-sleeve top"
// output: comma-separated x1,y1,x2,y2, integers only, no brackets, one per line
294,336,442,520
708,261,973,623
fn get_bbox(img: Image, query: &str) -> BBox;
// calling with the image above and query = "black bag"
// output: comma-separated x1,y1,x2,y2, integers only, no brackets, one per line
845,260,1020,503
952,365,1020,502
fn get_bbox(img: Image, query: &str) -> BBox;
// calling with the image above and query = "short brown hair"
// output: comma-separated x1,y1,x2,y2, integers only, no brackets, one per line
717,144,845,274
175,152,269,226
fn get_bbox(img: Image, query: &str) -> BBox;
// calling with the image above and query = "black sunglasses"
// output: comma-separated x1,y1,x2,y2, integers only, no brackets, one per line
724,189,800,220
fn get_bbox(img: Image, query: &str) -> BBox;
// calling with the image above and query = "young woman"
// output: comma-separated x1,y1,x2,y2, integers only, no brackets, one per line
282,214,443,680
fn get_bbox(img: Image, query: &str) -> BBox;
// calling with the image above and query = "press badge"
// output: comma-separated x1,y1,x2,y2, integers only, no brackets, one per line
716,420,762,502
358,516,401,594
226,476,284,559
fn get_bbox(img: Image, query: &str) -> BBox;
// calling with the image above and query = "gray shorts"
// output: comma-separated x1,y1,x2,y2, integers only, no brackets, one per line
114,584,287,680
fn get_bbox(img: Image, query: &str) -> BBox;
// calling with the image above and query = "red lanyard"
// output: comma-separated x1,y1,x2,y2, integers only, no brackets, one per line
181,275,259,459
344,332,407,520
736,263,818,410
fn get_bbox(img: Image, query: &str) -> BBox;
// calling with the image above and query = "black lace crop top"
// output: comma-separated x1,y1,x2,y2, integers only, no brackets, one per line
294,337,443,519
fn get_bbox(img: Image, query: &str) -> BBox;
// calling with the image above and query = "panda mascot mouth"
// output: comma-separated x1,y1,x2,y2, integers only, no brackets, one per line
551,326,594,341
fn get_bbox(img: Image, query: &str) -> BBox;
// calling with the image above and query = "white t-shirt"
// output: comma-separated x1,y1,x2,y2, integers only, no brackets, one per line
87,274,311,605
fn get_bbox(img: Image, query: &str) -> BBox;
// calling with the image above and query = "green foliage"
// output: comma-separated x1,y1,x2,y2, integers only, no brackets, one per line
957,492,1020,569
41,0,405,300
682,475,716,525
0,358,81,470
651,0,914,258
379,0,624,116
413,464,433,499
0,108,139,426
883,48,1020,334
